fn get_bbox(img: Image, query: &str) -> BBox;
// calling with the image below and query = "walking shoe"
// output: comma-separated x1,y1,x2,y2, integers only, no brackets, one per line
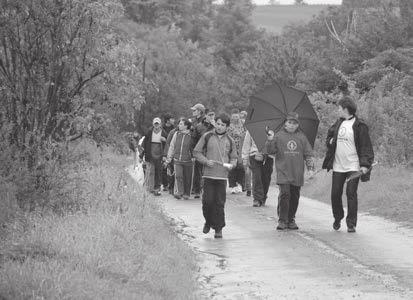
153,191,161,196
246,190,251,197
230,187,236,194
214,229,223,238
288,220,299,230
183,195,189,200
333,220,341,231
203,223,210,234
347,226,356,233
174,194,182,200
194,193,200,199
276,221,288,230
253,200,261,207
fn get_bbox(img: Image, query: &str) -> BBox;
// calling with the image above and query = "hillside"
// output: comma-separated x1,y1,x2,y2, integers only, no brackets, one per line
252,5,333,33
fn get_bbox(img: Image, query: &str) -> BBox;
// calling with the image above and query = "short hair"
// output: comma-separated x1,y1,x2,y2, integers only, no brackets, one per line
338,96,357,115
163,113,173,123
215,113,231,127
231,108,240,115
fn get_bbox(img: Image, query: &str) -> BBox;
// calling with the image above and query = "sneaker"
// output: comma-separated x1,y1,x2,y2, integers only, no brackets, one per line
183,195,189,200
246,190,251,197
276,221,288,230
203,223,210,234
230,187,236,194
288,220,299,230
253,200,261,207
174,194,182,200
194,193,200,199
333,220,341,231
153,191,161,196
214,229,223,238
347,226,356,233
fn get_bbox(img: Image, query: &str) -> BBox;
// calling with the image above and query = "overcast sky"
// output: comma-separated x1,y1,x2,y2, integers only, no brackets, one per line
254,0,341,4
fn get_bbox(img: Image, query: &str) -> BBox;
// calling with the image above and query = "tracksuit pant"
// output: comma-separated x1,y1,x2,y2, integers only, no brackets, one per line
174,163,193,197
202,178,226,231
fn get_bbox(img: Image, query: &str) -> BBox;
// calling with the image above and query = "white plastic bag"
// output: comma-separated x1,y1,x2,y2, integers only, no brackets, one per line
134,161,145,186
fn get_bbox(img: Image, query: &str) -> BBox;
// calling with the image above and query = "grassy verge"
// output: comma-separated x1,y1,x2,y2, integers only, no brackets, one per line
0,142,197,299
301,164,413,227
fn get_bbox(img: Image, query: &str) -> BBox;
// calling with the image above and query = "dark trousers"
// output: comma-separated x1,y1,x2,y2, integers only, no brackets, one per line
192,161,203,195
202,178,226,231
228,161,245,189
175,163,193,197
162,166,169,189
331,171,360,227
249,156,273,204
167,162,175,193
278,184,301,223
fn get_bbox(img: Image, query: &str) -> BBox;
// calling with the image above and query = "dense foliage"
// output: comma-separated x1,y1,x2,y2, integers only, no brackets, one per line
0,0,412,216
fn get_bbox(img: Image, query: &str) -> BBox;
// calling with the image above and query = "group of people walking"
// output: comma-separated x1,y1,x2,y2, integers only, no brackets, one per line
132,96,374,238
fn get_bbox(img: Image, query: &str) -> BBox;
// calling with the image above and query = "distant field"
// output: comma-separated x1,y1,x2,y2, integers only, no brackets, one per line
252,5,333,33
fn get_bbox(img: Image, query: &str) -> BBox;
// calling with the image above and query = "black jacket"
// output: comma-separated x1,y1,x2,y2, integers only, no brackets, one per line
139,127,168,162
322,116,374,182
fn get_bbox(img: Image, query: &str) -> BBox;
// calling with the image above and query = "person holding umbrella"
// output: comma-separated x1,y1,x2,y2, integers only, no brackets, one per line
264,112,315,230
322,97,374,233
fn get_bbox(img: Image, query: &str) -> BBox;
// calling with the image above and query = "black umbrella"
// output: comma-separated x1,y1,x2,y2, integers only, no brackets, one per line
244,83,319,150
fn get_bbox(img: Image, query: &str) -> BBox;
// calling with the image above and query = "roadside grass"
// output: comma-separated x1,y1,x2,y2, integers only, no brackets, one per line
301,165,413,227
0,142,197,299
252,5,329,34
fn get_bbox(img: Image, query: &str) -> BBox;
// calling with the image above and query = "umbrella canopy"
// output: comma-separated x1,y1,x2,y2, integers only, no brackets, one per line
244,83,319,150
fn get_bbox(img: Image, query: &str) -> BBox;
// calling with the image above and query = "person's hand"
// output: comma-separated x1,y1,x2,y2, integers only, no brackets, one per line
307,170,315,179
267,130,274,141
329,138,334,145
360,167,368,174
160,136,166,142
206,160,214,167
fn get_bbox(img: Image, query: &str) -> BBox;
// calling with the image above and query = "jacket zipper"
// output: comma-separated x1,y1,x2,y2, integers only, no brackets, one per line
179,134,185,161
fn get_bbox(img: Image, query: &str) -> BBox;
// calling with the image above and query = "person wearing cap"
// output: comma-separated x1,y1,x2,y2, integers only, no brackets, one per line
322,97,374,233
264,112,315,230
139,117,168,196
190,103,206,198
193,113,238,238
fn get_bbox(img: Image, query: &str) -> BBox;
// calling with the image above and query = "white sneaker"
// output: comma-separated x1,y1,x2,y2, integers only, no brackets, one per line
230,187,236,194
236,185,242,193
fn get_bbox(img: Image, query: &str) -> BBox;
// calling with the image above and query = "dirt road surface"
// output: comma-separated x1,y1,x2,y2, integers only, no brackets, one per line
128,167,413,299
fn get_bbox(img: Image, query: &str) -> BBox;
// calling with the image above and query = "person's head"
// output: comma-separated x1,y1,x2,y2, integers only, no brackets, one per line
338,96,357,118
178,118,192,132
190,103,205,118
152,117,162,132
163,113,175,126
230,108,241,124
284,112,300,133
240,110,247,120
206,111,215,124
215,113,230,134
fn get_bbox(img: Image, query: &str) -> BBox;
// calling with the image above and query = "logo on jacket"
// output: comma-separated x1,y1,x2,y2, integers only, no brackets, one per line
338,127,346,137
287,140,297,151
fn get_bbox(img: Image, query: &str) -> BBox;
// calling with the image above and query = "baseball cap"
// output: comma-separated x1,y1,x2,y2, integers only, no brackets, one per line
286,112,299,122
153,117,161,124
190,103,205,112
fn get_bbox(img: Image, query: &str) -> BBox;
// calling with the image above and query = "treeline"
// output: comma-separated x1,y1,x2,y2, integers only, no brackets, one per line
0,0,412,215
